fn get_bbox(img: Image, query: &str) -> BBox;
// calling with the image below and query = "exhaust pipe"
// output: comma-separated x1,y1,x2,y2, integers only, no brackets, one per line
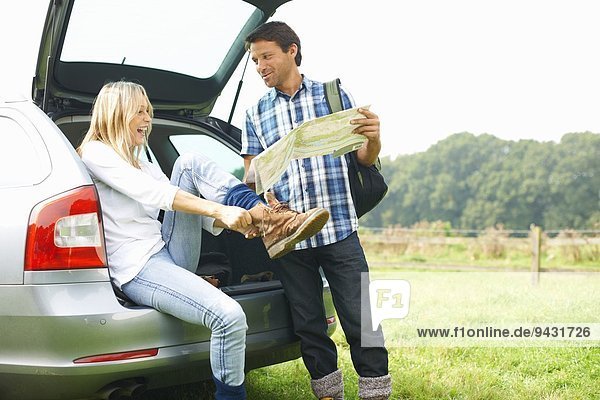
120,381,147,398
96,378,147,400
96,386,124,400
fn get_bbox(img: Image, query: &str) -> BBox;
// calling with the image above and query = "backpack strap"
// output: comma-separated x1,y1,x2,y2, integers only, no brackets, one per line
324,78,343,113
323,79,364,183
324,79,383,173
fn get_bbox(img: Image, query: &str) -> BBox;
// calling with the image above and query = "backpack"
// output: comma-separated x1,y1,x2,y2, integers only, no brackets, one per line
323,79,388,218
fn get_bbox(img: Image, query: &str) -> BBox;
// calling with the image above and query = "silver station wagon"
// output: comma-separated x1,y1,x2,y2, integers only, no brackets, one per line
0,1,336,399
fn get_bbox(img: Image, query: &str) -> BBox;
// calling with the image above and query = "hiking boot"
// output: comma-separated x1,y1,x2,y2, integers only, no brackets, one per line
248,201,329,259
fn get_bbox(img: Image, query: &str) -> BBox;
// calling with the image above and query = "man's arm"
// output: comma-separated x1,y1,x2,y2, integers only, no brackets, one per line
351,108,382,166
242,155,257,192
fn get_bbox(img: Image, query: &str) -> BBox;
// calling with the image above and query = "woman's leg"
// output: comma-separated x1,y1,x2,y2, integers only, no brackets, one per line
121,248,247,388
162,151,330,261
156,153,249,395
161,152,247,270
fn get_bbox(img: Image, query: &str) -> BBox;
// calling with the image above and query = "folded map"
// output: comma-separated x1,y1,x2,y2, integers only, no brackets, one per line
248,105,370,194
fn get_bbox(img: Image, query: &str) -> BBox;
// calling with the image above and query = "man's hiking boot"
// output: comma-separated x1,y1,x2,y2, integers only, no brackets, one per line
248,201,329,259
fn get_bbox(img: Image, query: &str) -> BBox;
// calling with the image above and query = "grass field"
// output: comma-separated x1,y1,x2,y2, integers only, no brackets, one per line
245,337,600,400
142,236,599,399
144,333,600,399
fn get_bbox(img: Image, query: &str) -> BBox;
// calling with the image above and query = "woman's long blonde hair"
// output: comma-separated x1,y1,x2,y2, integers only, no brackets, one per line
78,81,154,169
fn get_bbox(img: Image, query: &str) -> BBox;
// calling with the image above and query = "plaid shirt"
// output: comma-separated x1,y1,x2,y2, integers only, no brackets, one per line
242,76,359,249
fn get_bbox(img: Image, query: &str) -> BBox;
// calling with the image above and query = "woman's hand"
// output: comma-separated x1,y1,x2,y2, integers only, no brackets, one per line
214,205,261,239
172,190,259,239
215,205,253,232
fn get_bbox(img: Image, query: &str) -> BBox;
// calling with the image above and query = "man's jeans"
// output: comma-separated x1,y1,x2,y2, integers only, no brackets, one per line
122,153,247,386
275,231,389,379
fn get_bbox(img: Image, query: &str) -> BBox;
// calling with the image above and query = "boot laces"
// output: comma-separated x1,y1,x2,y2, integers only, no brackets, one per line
270,201,293,213
259,202,298,237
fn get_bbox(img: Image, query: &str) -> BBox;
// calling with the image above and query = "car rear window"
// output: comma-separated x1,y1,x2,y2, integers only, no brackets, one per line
170,134,244,180
0,115,50,187
60,0,256,78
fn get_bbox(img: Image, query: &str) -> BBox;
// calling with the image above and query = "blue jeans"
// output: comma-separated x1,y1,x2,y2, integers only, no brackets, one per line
275,231,389,379
122,153,248,387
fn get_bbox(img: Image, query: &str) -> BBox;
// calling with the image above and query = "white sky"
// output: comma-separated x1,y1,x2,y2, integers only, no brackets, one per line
3,0,600,158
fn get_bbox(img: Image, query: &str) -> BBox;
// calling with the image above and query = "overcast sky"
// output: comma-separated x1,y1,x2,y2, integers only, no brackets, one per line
3,0,600,158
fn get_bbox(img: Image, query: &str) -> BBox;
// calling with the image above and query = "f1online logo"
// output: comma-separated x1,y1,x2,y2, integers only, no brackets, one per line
367,276,411,331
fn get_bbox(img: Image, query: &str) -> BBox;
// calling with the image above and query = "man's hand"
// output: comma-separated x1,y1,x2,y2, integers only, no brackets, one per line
351,107,381,143
350,108,382,166
242,156,258,192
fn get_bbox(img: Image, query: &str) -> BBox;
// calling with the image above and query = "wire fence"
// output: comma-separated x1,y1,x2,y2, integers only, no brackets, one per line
357,226,600,267
360,226,600,239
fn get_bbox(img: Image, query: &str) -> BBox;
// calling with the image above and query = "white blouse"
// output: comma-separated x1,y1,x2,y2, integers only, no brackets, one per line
80,141,219,288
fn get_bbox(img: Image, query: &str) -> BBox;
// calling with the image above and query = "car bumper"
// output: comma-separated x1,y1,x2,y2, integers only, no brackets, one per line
0,281,336,399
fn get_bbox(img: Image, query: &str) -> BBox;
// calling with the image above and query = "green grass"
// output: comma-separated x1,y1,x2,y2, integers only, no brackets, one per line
246,269,600,399
141,257,599,399
143,332,600,399
371,269,599,348
245,334,600,400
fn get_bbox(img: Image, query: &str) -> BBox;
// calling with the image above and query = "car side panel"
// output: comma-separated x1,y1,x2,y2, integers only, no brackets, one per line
0,101,96,285
0,281,330,400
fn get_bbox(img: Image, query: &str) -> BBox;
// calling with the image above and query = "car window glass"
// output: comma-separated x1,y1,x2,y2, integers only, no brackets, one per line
0,116,48,187
60,0,256,78
170,135,244,180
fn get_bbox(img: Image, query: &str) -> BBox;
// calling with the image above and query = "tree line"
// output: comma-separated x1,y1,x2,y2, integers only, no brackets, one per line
363,132,599,230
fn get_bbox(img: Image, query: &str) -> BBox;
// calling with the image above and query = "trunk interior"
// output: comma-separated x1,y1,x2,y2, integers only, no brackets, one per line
54,114,284,298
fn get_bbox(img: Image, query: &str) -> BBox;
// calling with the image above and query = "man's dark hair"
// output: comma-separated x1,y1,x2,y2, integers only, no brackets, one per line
244,21,302,66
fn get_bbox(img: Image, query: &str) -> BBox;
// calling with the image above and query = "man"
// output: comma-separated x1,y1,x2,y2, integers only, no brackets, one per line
241,21,391,400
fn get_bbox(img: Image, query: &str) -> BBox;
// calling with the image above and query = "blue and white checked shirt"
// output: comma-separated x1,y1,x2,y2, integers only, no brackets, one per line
242,76,359,249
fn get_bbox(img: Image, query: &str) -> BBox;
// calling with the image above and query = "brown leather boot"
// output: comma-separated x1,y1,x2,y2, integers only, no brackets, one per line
248,201,329,259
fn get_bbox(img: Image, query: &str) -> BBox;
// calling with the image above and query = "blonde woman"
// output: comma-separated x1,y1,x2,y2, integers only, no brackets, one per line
78,80,329,399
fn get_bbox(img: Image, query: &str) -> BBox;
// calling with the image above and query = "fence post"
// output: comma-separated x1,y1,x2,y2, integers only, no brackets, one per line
530,224,541,285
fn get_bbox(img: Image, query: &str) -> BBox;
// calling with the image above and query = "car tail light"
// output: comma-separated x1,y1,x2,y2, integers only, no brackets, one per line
73,348,159,364
25,185,107,271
